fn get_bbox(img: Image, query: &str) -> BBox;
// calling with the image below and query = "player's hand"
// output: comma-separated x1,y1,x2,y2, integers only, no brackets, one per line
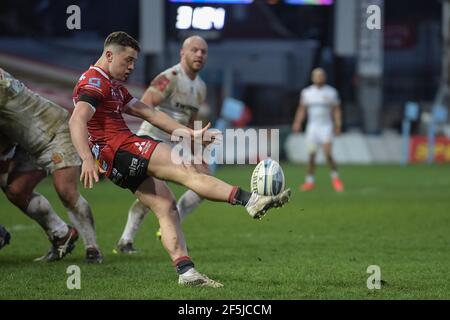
80,157,104,189
192,122,211,138
192,122,213,144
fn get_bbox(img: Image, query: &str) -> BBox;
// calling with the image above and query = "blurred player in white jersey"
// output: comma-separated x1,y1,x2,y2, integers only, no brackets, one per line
115,36,209,253
292,68,344,192
0,68,101,262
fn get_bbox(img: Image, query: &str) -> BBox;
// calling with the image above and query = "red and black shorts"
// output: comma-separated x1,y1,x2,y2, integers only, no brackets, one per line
106,135,160,193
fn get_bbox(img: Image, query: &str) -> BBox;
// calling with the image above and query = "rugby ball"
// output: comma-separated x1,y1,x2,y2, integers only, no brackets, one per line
251,159,285,196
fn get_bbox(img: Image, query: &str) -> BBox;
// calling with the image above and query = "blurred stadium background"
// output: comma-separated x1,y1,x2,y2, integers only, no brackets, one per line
1,0,450,300
1,0,448,164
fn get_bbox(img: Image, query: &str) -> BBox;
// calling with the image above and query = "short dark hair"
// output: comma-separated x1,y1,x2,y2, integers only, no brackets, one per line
104,31,140,52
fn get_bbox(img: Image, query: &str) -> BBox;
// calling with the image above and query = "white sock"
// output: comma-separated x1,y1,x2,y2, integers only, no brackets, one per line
305,175,315,184
25,193,68,239
331,171,339,179
119,199,149,244
177,190,203,222
67,195,98,249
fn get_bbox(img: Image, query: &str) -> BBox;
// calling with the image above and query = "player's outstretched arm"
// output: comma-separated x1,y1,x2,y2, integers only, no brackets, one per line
141,86,165,108
125,100,210,140
69,102,101,189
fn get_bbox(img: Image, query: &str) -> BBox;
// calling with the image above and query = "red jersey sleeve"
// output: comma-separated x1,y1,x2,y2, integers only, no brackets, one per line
73,70,110,109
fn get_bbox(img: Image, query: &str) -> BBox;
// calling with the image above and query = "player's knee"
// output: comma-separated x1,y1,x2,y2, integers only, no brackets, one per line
171,163,199,183
4,185,31,208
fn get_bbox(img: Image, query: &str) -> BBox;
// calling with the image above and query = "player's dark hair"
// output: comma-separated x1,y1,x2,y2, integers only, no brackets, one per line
104,31,140,52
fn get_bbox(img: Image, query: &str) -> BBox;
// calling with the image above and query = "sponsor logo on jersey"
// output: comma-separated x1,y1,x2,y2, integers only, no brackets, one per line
134,142,147,153
151,74,170,92
102,160,108,172
51,153,64,164
91,144,100,159
129,157,139,177
110,168,123,185
88,78,102,88
175,102,197,112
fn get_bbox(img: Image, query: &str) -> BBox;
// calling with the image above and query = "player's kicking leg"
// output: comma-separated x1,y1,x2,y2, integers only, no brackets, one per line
116,172,207,249
135,176,223,288
147,143,291,220
116,173,206,248
154,162,208,241
176,162,209,222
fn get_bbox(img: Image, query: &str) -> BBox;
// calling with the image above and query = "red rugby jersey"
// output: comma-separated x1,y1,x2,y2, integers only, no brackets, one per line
72,65,138,151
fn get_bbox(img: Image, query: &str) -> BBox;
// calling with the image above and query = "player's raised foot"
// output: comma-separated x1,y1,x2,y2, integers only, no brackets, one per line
300,182,314,192
34,226,79,262
245,189,291,220
113,240,138,254
332,178,344,192
178,268,223,288
85,247,103,264
155,229,162,241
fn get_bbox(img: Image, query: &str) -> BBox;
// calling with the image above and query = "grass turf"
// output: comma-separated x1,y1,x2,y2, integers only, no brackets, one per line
1,164,449,299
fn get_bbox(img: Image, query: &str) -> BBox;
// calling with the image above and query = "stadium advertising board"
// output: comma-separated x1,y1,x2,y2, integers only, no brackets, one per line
409,136,450,163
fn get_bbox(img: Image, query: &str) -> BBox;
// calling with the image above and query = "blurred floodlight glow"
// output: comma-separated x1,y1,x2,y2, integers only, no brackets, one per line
176,5,226,30
176,6,193,29
169,0,332,4
284,0,333,4
192,7,226,30
170,0,253,4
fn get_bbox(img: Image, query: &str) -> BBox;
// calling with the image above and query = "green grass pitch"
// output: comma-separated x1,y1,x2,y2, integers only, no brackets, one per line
1,164,450,299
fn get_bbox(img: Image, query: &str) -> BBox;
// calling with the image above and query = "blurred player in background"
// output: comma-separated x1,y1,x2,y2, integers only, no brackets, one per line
115,36,211,253
292,68,344,192
70,31,290,287
0,69,101,262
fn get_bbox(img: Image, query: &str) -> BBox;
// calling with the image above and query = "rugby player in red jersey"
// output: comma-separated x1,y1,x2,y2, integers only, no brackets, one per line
70,31,290,287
